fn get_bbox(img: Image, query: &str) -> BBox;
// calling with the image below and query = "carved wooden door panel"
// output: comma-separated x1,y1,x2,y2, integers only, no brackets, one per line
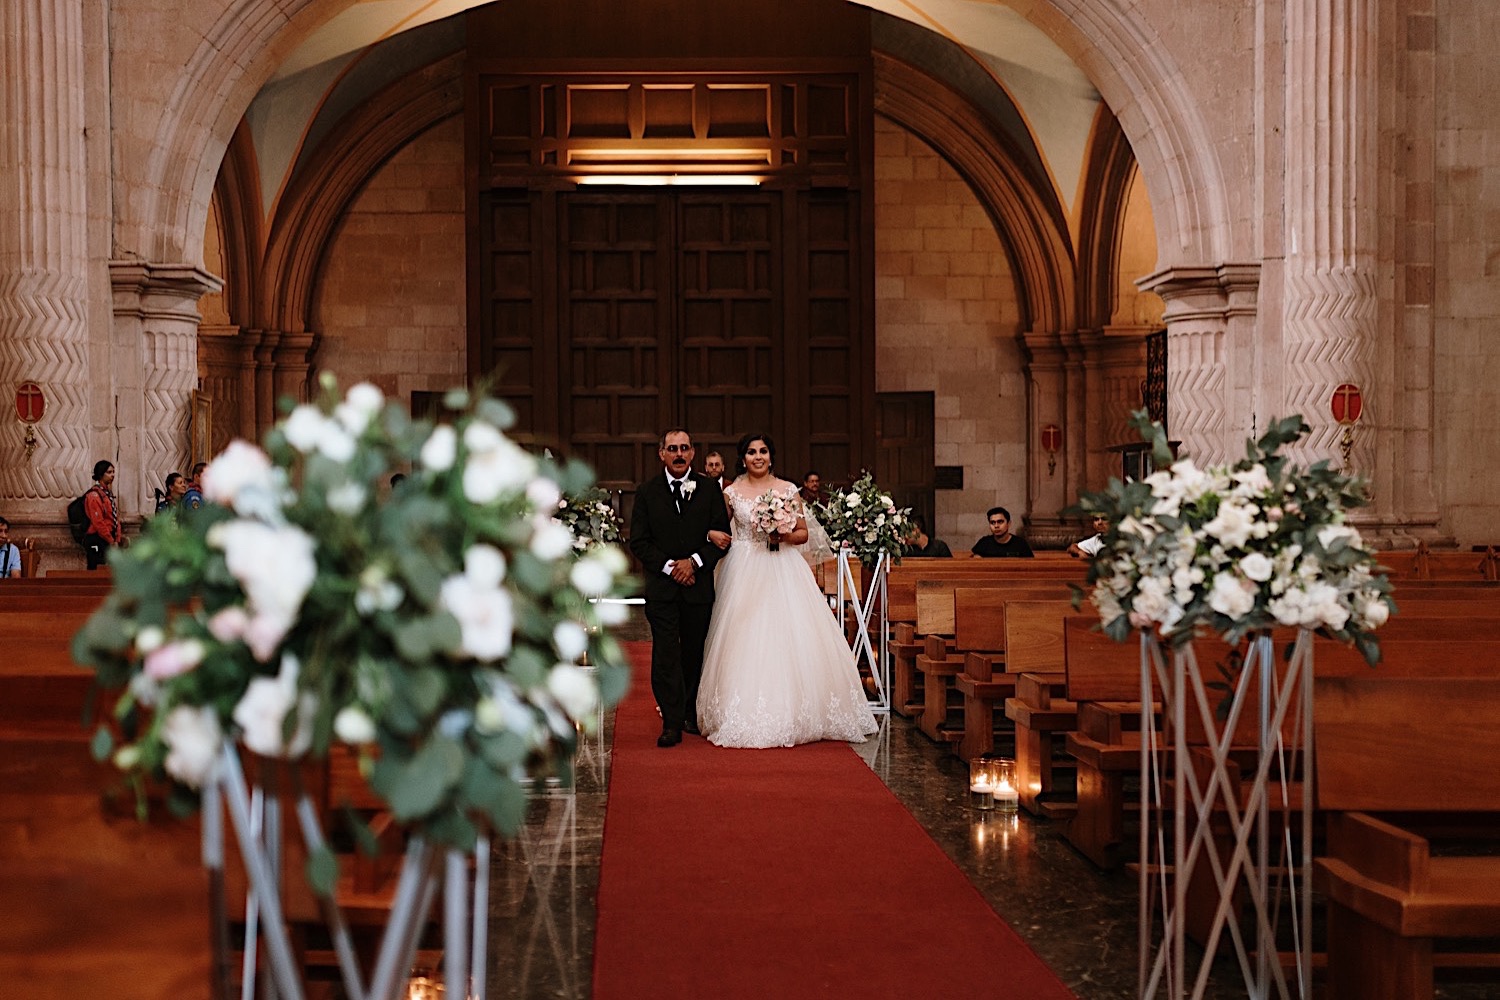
875,390,935,533
558,194,674,494
677,192,781,474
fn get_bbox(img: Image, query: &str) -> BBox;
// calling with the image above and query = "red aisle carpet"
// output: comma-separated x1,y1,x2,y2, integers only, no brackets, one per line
592,641,1076,999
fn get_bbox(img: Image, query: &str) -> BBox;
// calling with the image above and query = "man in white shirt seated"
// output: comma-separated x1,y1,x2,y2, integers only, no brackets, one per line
1068,514,1111,559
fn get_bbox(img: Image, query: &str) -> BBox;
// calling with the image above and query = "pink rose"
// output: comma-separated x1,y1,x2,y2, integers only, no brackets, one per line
144,639,206,680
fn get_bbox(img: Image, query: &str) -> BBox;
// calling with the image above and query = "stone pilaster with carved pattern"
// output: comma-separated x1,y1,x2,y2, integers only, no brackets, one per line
0,0,91,505
1139,266,1261,469
110,263,223,495
1283,0,1378,471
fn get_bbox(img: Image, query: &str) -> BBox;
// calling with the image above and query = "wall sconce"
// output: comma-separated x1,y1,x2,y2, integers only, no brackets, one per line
16,380,44,462
1329,383,1363,472
1041,423,1062,477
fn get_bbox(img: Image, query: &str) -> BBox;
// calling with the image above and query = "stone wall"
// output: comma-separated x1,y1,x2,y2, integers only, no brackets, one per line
872,115,1028,550
313,117,466,402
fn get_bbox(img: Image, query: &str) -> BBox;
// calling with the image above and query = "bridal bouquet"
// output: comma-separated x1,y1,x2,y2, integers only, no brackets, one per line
1077,411,1393,664
555,486,623,551
814,471,911,566
73,376,633,863
751,490,799,551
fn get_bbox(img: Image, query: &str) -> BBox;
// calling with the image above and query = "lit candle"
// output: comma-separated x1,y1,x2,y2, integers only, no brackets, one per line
969,781,995,811
993,777,1019,811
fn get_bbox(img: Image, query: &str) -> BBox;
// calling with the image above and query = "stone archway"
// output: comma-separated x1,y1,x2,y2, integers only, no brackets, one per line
118,0,1236,276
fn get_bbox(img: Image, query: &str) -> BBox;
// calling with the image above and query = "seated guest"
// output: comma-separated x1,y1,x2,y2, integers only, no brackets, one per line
702,451,732,490
1068,514,1111,559
903,515,952,557
971,506,1033,558
799,470,825,506
0,516,19,580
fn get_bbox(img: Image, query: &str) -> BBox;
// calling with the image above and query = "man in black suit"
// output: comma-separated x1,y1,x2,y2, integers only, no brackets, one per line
629,428,732,747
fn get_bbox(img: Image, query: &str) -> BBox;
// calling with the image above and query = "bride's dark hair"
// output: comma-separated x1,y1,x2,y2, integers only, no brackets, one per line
734,432,776,478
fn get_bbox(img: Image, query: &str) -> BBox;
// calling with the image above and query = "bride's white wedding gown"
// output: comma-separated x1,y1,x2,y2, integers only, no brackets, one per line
697,480,879,748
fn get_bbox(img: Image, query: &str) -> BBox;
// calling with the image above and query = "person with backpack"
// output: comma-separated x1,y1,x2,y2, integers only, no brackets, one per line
81,460,128,569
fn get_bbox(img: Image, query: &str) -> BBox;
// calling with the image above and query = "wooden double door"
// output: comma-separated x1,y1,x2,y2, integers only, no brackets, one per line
475,186,872,515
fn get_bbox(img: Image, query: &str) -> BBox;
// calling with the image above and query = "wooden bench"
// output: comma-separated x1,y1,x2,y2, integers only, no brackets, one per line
1315,676,1500,999
912,579,1077,742
953,596,1077,763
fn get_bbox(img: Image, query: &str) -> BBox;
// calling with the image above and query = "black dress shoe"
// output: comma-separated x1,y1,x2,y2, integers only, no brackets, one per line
657,728,682,747
683,720,701,736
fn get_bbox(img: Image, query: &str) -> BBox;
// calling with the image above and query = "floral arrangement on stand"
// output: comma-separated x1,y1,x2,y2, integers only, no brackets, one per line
555,486,623,551
751,490,799,551
72,376,633,878
1075,411,1393,663
814,472,911,567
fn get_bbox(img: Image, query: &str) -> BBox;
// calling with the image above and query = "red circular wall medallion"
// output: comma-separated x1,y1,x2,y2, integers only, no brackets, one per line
15,381,44,424
1329,383,1363,425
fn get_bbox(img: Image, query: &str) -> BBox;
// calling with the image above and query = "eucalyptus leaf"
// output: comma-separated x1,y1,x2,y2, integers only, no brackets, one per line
386,735,465,820
90,726,115,763
305,843,340,896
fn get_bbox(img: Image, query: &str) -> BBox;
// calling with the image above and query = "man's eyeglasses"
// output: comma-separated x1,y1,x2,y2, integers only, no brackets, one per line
663,444,693,453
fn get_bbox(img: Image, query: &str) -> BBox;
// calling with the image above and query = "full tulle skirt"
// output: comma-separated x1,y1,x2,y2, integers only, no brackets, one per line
697,539,879,748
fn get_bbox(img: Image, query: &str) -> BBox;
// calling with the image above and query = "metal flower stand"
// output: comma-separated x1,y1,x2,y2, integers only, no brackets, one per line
1137,630,1314,1000
835,547,890,714
204,745,491,1000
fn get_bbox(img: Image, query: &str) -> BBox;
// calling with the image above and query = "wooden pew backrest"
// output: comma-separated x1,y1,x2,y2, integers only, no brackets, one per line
1315,676,1500,811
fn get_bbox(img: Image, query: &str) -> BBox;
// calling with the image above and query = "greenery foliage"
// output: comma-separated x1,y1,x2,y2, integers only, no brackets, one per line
814,472,912,567
73,377,634,867
555,487,623,551
1072,412,1393,664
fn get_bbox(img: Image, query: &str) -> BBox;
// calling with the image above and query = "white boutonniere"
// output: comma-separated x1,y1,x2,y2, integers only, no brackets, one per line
680,479,697,499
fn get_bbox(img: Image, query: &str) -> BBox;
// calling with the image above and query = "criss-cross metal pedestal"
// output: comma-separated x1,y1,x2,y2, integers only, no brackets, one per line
1137,630,1314,1000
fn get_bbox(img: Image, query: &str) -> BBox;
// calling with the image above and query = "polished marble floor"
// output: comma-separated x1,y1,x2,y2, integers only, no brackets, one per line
481,609,1493,999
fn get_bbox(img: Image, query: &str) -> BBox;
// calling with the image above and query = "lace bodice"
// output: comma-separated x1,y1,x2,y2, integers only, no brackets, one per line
724,480,804,543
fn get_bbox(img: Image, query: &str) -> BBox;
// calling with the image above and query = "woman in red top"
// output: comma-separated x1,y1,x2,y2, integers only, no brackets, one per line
83,459,127,569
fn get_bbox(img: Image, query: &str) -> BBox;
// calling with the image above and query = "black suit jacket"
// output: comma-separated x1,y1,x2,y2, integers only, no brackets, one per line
629,472,731,605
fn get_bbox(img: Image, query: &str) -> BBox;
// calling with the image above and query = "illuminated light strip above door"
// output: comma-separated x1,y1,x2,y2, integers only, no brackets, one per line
573,174,764,186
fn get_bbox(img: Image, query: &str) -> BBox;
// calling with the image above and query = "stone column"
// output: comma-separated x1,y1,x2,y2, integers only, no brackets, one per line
0,0,91,509
110,263,223,492
1282,0,1379,470
1021,330,1072,549
1139,265,1261,469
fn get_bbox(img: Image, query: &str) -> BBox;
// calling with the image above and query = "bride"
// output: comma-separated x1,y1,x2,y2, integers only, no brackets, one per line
696,432,879,748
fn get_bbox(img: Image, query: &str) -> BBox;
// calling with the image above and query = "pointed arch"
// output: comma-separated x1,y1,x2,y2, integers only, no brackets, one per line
257,52,464,334
873,51,1076,337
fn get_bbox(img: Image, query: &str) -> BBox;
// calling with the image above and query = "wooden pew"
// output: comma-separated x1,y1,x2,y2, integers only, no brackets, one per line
913,578,1077,742
1061,616,1500,870
952,596,1077,763
1315,676,1500,999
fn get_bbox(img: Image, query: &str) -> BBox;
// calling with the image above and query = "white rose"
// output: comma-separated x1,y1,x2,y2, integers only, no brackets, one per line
314,422,356,463
1238,552,1275,583
1207,572,1256,619
593,599,629,625
333,705,377,745
1356,593,1390,628
214,520,317,661
233,655,315,759
464,544,507,589
420,425,457,472
531,518,576,561
162,704,223,787
1317,525,1358,551
680,479,697,497
526,477,562,513
334,382,384,435
1231,464,1272,496
136,625,165,654
546,664,598,720
282,406,327,454
463,432,536,504
1204,500,1255,549
439,575,514,661
570,557,613,597
845,494,860,508
326,481,366,515
202,440,276,506
553,621,589,661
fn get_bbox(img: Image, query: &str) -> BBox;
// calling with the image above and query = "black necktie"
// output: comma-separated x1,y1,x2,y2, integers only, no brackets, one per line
671,479,683,512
